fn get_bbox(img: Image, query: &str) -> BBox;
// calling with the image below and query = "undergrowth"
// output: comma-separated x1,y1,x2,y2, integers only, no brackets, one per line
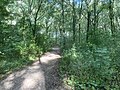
59,44,120,90
0,43,43,80
0,59,33,79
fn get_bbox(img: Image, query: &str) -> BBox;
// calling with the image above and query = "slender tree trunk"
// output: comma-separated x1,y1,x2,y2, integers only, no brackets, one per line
109,0,115,36
78,0,82,44
23,17,26,47
55,26,58,44
34,0,42,38
72,0,76,43
86,11,91,43
45,20,49,36
59,23,62,46
93,0,97,42
62,0,65,47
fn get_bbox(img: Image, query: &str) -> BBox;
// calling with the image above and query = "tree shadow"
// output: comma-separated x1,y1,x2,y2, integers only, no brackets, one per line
0,62,45,90
40,50,70,90
0,47,69,90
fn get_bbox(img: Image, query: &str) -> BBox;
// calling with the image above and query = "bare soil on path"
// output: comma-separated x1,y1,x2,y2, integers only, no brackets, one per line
0,47,70,90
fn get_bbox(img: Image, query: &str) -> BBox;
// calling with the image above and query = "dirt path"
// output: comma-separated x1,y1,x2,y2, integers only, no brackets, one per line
0,47,70,90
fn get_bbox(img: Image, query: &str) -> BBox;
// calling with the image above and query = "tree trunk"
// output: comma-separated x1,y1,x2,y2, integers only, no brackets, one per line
72,0,76,43
62,0,65,47
109,0,115,36
78,0,82,44
86,11,91,43
93,0,97,42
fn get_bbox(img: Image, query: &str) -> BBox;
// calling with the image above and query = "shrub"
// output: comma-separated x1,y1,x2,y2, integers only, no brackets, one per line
59,45,120,89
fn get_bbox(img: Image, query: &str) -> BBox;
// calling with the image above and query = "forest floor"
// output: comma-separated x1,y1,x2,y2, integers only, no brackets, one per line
0,47,71,90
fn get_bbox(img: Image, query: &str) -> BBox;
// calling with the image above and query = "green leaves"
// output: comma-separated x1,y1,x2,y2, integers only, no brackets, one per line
59,44,120,89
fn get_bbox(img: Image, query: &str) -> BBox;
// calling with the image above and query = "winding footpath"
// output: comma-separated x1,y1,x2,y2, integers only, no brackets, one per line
0,47,70,90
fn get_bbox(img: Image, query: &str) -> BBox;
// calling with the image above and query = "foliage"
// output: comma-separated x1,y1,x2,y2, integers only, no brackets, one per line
0,0,54,78
0,1,120,90
59,44,120,89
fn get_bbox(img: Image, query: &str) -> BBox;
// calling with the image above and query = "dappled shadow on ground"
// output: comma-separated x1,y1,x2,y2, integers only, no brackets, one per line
0,62,45,90
40,48,70,90
41,54,66,90
0,47,70,90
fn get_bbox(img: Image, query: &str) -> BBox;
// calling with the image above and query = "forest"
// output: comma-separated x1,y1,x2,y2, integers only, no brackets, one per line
0,0,120,90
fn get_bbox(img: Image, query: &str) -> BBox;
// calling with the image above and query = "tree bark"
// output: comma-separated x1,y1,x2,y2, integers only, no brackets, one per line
86,11,91,43
78,0,83,44
109,0,115,36
62,0,65,47
72,0,76,42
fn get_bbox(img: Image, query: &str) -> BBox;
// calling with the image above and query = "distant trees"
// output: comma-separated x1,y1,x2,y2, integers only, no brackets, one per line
1,0,119,61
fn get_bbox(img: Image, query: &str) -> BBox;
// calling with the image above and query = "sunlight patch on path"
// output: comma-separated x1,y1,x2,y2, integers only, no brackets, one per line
0,47,66,90
40,52,61,64
0,64,46,90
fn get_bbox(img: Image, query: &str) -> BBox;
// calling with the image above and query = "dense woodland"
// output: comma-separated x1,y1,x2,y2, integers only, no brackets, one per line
0,0,120,89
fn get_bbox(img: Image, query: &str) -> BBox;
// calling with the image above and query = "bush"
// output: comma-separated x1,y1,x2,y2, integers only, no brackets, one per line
59,45,120,90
